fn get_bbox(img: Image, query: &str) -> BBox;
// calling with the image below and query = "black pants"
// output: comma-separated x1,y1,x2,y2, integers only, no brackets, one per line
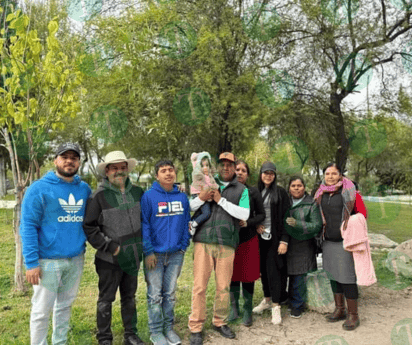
259,239,288,303
95,261,138,342
330,280,359,300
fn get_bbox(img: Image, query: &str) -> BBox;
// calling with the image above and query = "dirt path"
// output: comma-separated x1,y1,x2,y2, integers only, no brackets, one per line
186,285,412,345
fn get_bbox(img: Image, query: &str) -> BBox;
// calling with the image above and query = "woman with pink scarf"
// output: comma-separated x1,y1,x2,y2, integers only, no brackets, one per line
314,163,367,331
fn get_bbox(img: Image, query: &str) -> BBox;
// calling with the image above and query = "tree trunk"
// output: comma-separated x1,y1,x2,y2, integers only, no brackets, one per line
330,92,349,171
3,127,26,292
314,160,321,182
218,106,233,153
354,160,363,182
182,163,190,197
13,190,25,291
0,154,6,197
218,127,232,153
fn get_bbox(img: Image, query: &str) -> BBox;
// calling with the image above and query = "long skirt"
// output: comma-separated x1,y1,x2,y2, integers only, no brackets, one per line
232,235,260,282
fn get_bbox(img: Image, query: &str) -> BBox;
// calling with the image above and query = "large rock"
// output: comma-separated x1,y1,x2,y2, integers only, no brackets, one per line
306,269,334,314
384,250,412,279
369,233,398,249
395,239,412,259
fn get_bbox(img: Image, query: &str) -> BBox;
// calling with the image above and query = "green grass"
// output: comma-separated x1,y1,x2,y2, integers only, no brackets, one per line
0,208,14,227
373,251,412,291
1,194,16,201
0,201,410,344
365,201,412,244
0,212,265,345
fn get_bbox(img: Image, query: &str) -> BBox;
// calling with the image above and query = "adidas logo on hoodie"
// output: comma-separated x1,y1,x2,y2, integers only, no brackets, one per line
58,194,84,222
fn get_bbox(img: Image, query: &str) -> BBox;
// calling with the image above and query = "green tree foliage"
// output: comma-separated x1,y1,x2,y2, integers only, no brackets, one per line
0,6,83,291
76,0,290,184
272,0,412,170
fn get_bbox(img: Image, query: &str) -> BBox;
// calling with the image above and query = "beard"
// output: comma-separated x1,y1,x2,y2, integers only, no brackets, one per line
56,165,79,177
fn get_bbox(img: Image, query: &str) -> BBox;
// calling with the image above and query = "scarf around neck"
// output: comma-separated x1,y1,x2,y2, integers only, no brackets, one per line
314,176,356,233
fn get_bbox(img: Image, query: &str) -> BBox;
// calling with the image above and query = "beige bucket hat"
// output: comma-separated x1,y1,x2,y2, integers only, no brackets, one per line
96,151,138,177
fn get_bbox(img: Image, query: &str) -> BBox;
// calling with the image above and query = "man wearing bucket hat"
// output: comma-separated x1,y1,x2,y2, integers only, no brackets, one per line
21,143,92,345
83,151,144,345
188,152,250,345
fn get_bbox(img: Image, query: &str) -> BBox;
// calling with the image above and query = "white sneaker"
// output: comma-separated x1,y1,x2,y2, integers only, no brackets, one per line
271,305,282,325
252,298,272,314
165,329,181,345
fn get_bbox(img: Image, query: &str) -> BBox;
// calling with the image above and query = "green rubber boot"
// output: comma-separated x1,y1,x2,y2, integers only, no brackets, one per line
242,290,253,327
227,287,240,322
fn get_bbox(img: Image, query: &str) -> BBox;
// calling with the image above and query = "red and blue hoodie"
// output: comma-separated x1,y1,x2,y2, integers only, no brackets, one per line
141,181,190,256
20,171,91,269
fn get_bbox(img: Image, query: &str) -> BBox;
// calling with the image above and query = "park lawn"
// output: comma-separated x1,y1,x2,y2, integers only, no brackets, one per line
0,200,410,344
365,201,412,244
0,209,265,345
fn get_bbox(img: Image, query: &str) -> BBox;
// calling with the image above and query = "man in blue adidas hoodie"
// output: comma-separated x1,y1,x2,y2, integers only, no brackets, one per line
141,159,190,345
20,143,91,345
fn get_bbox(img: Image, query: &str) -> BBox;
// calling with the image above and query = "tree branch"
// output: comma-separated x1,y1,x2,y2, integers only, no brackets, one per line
381,0,387,34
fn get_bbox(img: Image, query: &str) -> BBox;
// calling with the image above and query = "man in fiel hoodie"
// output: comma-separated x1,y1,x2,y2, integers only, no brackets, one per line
141,159,190,345
83,151,145,345
21,143,92,345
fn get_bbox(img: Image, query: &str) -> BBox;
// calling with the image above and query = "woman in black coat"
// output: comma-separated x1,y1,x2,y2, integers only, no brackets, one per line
228,160,265,327
252,161,291,325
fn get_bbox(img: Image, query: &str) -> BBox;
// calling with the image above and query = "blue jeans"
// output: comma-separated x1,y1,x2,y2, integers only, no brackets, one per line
288,274,307,310
30,254,84,345
144,251,184,335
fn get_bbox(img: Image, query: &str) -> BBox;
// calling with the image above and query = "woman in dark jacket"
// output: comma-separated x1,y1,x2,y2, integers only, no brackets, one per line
252,161,291,325
314,163,367,331
284,176,322,318
228,160,266,327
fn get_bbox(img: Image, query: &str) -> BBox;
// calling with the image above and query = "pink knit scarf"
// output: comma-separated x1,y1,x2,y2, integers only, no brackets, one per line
314,177,356,233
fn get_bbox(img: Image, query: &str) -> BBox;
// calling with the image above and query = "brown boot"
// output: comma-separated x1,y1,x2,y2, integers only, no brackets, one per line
326,293,346,322
342,298,360,330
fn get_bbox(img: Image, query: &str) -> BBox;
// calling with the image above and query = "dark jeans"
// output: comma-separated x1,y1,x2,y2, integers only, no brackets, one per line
330,280,359,299
193,202,211,226
95,261,138,342
288,274,307,310
259,240,288,303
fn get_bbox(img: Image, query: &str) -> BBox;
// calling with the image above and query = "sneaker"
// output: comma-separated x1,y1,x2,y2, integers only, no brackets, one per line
252,298,272,314
290,308,302,319
189,221,197,236
124,334,145,345
271,305,282,325
150,333,168,345
165,329,181,345
280,297,289,306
